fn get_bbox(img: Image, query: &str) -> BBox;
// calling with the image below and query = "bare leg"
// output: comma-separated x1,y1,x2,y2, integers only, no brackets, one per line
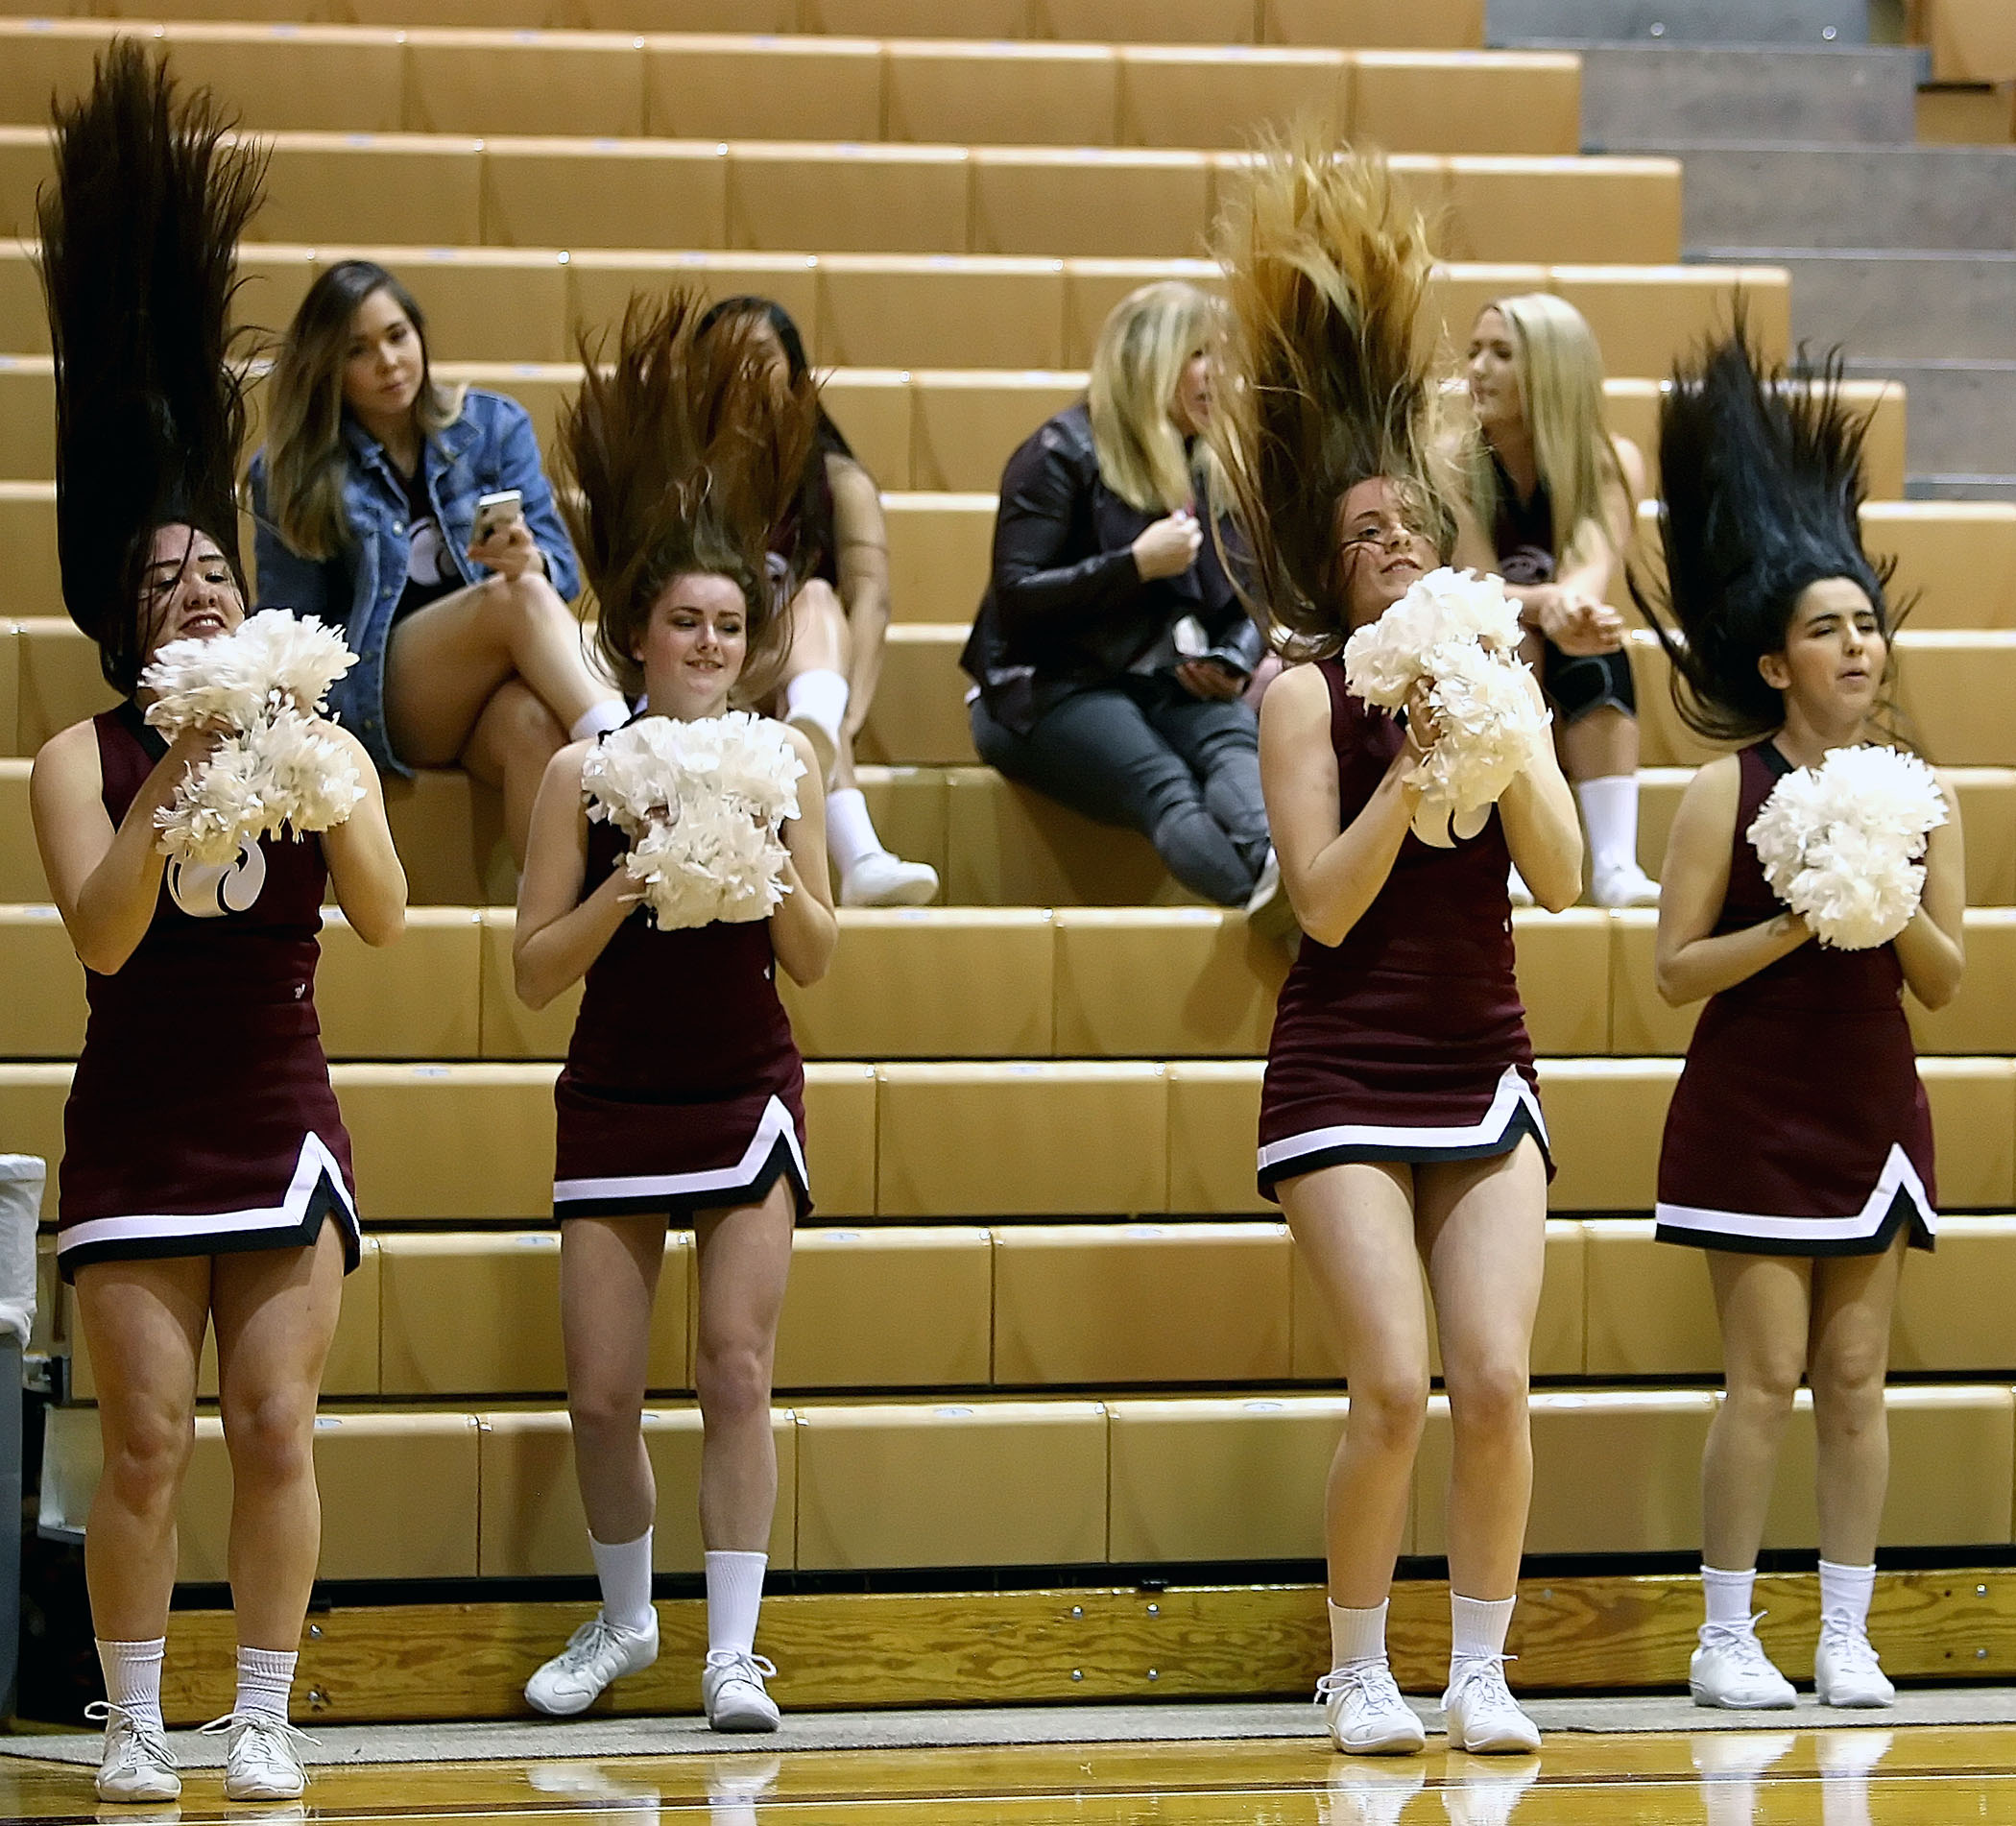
1279,1161,1428,1607
693,1179,795,1551
771,580,855,785
1417,1139,1549,1601
559,1215,665,1545
210,1223,347,1649
1558,703,1639,785
1701,1251,1812,1571
75,1259,210,1641
461,678,566,867
1809,1238,1908,1566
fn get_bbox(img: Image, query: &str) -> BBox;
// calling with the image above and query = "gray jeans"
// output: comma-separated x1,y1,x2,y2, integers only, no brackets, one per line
972,675,1269,906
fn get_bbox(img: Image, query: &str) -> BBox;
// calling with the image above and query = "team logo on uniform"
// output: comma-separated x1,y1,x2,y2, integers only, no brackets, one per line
168,837,266,919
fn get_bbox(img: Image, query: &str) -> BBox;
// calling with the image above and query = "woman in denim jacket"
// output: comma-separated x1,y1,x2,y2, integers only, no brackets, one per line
250,260,627,863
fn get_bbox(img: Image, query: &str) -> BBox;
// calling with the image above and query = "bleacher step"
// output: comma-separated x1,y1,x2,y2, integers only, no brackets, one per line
1570,43,1920,149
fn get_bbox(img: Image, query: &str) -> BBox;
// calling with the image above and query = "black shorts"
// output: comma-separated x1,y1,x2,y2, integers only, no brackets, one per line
1542,641,1635,724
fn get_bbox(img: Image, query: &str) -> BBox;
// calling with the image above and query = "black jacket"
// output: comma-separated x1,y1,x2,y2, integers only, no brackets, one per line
959,401,1263,735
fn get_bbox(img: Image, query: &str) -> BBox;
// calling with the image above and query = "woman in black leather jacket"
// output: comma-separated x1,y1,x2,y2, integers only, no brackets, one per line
961,282,1271,907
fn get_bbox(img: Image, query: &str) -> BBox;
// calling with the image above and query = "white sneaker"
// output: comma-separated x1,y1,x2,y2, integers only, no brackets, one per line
1440,1657,1541,1754
702,1648,781,1732
1507,866,1534,908
1814,1617,1895,1707
1690,1616,1796,1709
1592,860,1661,907
85,1702,180,1804
198,1712,315,1802
524,1612,660,1717
1315,1660,1428,1755
1245,847,1302,943
840,850,939,907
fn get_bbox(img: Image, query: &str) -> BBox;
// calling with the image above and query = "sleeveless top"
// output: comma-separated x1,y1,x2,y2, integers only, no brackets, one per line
1490,451,1555,589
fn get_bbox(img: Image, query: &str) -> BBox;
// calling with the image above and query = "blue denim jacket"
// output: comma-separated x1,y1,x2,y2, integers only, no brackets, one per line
248,388,581,777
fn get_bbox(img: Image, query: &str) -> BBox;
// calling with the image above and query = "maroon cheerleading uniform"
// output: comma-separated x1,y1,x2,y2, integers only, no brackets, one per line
552,810,810,1222
1258,659,1549,1197
56,702,360,1282
1655,740,1935,1256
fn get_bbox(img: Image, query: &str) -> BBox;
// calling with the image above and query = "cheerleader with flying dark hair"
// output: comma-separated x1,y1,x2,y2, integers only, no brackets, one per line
1212,135,1582,1757
514,292,836,1730
27,44,405,1804
1641,324,1965,1711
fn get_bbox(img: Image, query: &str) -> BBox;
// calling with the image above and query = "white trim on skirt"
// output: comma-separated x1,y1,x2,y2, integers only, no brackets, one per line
57,1131,359,1262
1655,1141,1936,1248
1258,1063,1549,1176
553,1092,807,1209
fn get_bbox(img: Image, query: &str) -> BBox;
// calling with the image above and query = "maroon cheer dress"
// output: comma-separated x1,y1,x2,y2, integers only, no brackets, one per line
56,702,360,1281
1258,658,1549,1197
1655,739,1935,1256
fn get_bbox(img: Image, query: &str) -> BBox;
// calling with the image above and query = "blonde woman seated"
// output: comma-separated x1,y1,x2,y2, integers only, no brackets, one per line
961,281,1274,911
1456,294,1657,907
251,260,627,866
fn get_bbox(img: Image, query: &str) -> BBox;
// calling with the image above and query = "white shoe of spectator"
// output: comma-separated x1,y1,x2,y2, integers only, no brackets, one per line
1592,860,1662,907
840,851,939,907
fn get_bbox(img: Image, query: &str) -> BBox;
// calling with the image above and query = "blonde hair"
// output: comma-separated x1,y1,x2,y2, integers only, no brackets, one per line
1087,280,1224,516
1467,292,1623,577
264,260,462,563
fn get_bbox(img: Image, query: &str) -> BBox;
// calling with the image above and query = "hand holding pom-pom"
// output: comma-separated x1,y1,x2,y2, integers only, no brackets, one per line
1747,744,1948,949
1343,567,1550,847
582,711,805,929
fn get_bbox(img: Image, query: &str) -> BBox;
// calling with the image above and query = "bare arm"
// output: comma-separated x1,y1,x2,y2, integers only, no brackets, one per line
1893,773,1965,1010
770,725,838,987
829,456,889,738
31,718,220,976
1653,756,1812,1006
512,740,632,1011
1498,669,1583,911
318,723,407,947
1259,663,1418,950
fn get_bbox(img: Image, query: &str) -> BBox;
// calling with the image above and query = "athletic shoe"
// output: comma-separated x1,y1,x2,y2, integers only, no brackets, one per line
85,1702,180,1804
1314,1661,1427,1755
1592,861,1662,908
1507,866,1534,908
197,1714,315,1802
840,851,940,907
1814,1618,1895,1707
524,1612,660,1717
702,1649,781,1732
1690,1618,1796,1709
1245,849,1301,944
1440,1657,1541,1754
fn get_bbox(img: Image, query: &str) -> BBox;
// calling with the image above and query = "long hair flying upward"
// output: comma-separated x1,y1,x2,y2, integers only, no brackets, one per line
1210,132,1457,655
38,40,264,692
559,291,820,703
1635,320,1894,745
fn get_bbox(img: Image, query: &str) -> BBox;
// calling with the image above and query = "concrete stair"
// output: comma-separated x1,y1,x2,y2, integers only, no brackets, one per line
1489,0,1868,46
1571,44,1920,148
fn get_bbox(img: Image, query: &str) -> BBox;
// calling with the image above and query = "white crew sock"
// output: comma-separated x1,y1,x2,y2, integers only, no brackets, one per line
234,1645,297,1721
1449,1592,1515,1668
589,1528,656,1635
1328,1598,1389,1670
783,669,849,753
1701,1563,1758,1629
96,1637,166,1733
1575,773,1642,879
705,1550,768,1658
826,786,885,874
570,698,630,743
1817,1558,1877,1630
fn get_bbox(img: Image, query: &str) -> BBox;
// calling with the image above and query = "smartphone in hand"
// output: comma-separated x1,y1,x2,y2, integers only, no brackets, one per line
472,489,523,544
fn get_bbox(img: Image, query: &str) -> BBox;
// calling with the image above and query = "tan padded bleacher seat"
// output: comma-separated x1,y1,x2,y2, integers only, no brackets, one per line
886,40,1118,149
483,138,731,252
1895,1216,2016,1374
406,28,650,140
819,261,1063,371
793,1399,1108,1569
1919,0,2016,85
1116,47,1345,153
1352,52,1578,158
992,1221,1292,1384
1262,0,1483,48
1863,502,2016,631
943,768,1195,907
1923,1057,2016,1210
478,1408,796,1575
1580,1218,1721,1378
779,1225,995,1387
908,372,1085,493
648,36,885,143
1051,908,1284,1057
1620,380,1906,501
972,148,1213,260
1438,156,1682,265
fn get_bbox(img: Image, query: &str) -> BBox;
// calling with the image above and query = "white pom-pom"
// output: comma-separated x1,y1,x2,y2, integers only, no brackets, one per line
1746,744,1948,950
144,613,367,864
583,711,806,929
1342,566,1550,846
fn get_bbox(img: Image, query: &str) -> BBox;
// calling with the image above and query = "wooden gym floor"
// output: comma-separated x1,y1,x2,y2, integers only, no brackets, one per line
4,1722,2016,1822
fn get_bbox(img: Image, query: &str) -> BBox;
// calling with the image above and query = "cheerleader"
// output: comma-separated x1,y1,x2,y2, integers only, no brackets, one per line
27,48,406,1804
1212,142,1582,1756
515,295,836,1728
1643,328,1965,1709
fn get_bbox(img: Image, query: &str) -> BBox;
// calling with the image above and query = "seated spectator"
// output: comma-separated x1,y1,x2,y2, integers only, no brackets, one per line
697,297,939,907
961,281,1274,911
251,259,626,866
1453,294,1657,906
